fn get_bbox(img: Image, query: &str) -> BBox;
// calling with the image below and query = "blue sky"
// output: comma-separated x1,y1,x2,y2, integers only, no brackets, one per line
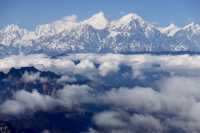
0,0,200,30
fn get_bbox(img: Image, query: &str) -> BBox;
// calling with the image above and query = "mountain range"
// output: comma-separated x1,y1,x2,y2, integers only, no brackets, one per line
1,12,200,55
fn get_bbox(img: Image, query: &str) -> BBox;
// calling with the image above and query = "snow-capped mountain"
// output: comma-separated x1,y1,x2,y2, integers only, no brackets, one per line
159,23,180,36
0,12,200,55
0,24,27,46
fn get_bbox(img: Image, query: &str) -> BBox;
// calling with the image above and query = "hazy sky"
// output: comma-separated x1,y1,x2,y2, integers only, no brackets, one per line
0,0,200,29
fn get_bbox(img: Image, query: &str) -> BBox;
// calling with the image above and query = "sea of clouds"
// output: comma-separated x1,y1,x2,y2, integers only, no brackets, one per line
1,54,200,133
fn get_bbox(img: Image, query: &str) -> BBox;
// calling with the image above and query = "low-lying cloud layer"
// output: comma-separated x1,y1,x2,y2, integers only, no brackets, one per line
1,54,200,76
1,54,200,133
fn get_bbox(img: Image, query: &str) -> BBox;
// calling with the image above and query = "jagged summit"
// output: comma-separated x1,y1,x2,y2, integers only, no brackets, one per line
159,23,180,36
119,13,144,22
4,24,22,33
183,22,200,32
83,12,109,29
35,15,78,36
111,13,145,28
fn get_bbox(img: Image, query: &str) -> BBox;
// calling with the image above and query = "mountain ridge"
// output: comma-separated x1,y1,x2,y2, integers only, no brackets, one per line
0,12,200,55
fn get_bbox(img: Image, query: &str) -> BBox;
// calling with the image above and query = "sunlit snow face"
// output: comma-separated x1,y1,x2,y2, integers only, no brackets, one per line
1,54,200,133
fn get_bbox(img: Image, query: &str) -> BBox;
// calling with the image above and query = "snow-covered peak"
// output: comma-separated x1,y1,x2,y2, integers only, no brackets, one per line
3,24,26,33
52,15,77,32
35,15,77,37
183,22,200,33
0,24,27,46
111,13,145,27
120,13,144,22
184,22,195,29
83,12,109,30
159,23,180,36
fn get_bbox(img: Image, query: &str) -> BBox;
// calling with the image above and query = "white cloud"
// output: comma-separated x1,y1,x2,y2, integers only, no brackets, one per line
0,100,26,115
57,75,76,83
130,114,163,131
98,62,119,76
74,59,97,78
160,76,200,100
2,54,200,77
56,85,94,109
2,54,200,132
93,111,127,129
92,111,163,133
101,87,161,112
96,75,200,132
0,90,59,115
0,85,94,115
22,72,47,82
